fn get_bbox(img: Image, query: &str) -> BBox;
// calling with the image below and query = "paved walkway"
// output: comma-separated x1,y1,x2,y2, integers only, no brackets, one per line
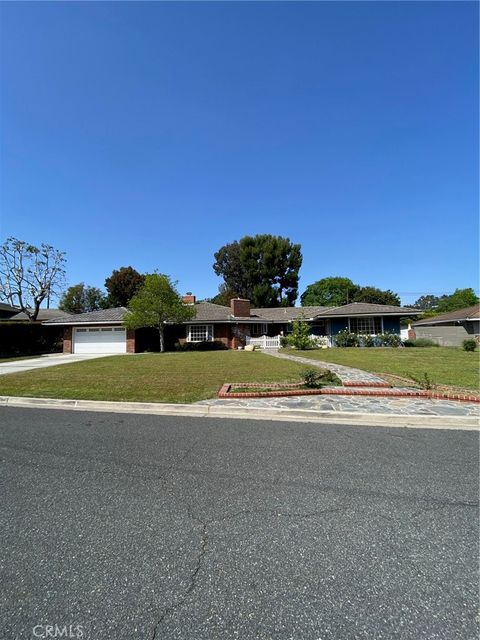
198,394,480,417
0,354,110,376
263,349,388,385
204,349,480,418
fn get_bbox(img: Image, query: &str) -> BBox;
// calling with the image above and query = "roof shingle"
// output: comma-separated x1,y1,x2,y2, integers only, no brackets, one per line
412,304,480,326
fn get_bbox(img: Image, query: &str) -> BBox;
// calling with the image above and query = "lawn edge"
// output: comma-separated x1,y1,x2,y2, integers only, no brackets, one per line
0,395,478,431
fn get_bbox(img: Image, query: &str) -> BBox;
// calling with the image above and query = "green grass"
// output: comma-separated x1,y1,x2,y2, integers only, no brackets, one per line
0,351,308,403
285,347,480,390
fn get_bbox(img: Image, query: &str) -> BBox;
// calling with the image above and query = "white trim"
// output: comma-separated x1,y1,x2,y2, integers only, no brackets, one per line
186,324,214,343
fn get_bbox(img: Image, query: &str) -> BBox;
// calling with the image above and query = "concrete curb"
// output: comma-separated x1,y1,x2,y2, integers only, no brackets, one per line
0,395,478,430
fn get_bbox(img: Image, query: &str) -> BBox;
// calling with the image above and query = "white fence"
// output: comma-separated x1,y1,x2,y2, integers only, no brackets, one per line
246,335,281,349
246,335,332,349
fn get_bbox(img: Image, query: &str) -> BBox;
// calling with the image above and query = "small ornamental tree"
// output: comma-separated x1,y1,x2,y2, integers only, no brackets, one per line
124,274,196,352
286,316,316,350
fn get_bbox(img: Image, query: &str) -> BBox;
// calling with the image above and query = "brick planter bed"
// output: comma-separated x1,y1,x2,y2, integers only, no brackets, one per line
218,383,480,404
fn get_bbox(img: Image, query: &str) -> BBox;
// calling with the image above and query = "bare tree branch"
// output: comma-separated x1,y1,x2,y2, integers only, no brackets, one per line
0,237,66,320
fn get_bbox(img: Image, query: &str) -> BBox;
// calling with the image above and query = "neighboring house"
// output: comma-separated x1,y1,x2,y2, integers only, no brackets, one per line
412,304,480,346
0,302,20,319
44,296,418,354
7,309,73,322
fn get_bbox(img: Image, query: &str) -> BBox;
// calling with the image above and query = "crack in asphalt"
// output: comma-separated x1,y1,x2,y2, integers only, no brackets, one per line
1,448,478,512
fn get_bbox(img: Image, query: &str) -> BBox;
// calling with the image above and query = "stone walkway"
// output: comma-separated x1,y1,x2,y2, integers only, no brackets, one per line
198,394,480,417
202,349,480,418
263,349,388,385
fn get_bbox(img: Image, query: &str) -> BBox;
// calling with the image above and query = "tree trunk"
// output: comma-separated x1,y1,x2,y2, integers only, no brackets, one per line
159,325,165,353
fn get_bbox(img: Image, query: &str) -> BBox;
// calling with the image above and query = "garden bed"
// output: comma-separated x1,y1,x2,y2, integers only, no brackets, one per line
218,382,480,403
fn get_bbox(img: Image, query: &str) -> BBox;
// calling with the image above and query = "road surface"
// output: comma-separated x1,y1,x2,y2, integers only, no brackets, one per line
1,407,478,639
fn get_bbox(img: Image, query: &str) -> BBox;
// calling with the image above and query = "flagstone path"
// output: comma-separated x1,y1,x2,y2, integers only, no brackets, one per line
262,349,390,386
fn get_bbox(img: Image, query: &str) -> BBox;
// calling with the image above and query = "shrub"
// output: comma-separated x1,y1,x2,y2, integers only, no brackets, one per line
174,340,228,351
0,322,63,357
404,338,439,348
463,339,477,352
361,334,376,348
334,330,359,347
408,372,435,390
377,332,402,347
302,368,340,388
280,336,290,348
302,368,322,388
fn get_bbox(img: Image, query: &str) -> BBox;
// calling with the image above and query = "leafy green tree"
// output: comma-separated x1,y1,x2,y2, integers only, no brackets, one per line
436,288,478,313
352,286,400,306
285,316,316,350
300,277,358,307
0,237,66,321
417,288,479,318
213,235,302,307
208,284,240,306
124,274,196,352
59,283,107,313
412,294,441,310
105,266,145,307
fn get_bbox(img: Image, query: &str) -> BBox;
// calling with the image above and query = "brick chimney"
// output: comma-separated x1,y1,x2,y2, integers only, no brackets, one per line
182,293,196,305
230,298,251,317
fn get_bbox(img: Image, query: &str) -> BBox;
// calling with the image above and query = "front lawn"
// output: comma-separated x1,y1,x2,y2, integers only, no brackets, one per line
0,351,307,403
286,347,479,390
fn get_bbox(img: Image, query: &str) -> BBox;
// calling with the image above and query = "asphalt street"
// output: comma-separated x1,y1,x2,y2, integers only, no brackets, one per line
0,407,478,640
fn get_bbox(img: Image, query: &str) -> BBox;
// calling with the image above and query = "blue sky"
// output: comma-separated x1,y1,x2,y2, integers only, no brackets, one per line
0,1,478,305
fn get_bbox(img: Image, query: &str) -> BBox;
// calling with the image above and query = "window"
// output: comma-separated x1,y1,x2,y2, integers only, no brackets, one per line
187,325,214,342
250,323,268,337
101,328,113,332
76,328,87,333
350,317,382,334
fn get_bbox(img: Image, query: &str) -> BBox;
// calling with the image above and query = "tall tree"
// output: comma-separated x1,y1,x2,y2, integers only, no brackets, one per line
0,237,66,321
105,266,145,307
213,235,302,307
415,289,479,318
124,274,196,352
435,288,479,313
59,283,107,313
413,294,442,310
208,284,241,307
300,277,358,307
352,286,400,306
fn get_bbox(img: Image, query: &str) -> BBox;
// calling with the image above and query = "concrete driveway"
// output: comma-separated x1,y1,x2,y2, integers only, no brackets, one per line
0,353,111,376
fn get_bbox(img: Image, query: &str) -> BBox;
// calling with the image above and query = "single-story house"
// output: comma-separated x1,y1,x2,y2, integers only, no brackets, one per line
44,296,418,354
7,308,73,322
0,302,20,319
412,304,480,346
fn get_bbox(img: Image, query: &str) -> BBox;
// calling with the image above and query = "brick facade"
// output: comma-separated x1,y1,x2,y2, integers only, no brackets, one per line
63,326,73,353
230,298,251,318
126,329,136,353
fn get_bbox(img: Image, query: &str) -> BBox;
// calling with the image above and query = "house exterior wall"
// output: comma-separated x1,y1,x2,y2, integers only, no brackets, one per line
382,317,401,334
126,329,136,353
330,319,349,335
414,324,471,347
63,326,73,353
63,325,133,353
178,323,233,348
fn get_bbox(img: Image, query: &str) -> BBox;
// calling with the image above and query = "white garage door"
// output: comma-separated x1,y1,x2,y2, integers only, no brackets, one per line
73,327,127,354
